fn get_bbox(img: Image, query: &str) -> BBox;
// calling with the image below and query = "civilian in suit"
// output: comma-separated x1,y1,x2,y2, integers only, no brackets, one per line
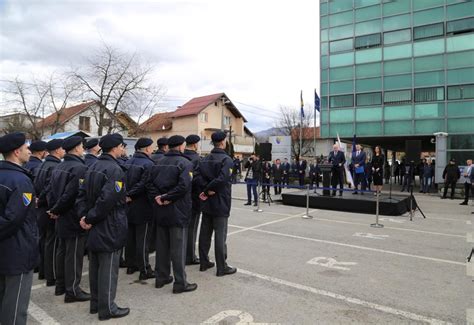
282,158,290,186
297,159,307,187
262,161,272,201
309,160,321,190
351,144,367,195
328,144,346,196
272,159,284,195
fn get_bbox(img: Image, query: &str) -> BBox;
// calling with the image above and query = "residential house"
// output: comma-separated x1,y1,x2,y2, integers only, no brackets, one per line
0,112,42,136
137,93,255,157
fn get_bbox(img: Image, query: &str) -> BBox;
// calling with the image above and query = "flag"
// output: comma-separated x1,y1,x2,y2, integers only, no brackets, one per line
300,90,304,118
352,134,357,154
314,89,320,112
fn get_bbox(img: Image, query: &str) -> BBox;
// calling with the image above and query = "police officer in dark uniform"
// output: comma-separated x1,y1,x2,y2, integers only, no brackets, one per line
46,136,91,303
151,137,168,163
34,139,65,288
124,137,155,280
183,134,201,266
146,135,197,293
0,132,39,325
198,131,237,277
84,138,100,167
76,133,129,320
24,140,47,177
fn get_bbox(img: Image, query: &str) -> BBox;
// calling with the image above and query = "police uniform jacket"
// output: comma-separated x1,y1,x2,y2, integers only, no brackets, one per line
124,152,154,224
0,161,39,275
151,150,165,164
199,148,233,218
146,150,193,228
24,156,42,177
183,149,202,212
84,153,98,167
47,154,87,239
76,154,128,253
35,155,62,209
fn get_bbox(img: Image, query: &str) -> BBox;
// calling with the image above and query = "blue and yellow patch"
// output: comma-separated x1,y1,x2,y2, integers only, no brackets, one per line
229,168,233,174
22,193,32,206
79,178,84,186
189,171,193,179
114,181,123,193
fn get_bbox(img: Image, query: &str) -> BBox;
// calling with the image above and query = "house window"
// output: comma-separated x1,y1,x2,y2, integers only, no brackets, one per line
200,113,208,122
224,116,231,125
79,116,91,132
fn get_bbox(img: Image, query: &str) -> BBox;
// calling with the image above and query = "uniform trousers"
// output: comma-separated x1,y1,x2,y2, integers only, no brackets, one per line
155,226,187,288
38,211,57,282
56,235,86,296
0,271,33,325
125,222,151,272
186,209,200,263
199,215,228,273
89,250,120,318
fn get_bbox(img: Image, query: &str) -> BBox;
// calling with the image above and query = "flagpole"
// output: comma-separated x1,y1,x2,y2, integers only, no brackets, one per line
313,109,316,160
299,113,303,160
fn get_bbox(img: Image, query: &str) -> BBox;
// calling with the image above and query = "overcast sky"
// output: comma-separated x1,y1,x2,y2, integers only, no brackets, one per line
0,0,320,132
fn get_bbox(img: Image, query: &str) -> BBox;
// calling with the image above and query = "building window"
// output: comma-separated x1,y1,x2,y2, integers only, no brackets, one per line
414,87,445,102
384,89,412,105
356,92,382,106
413,23,444,40
354,33,381,49
383,29,411,45
447,84,474,100
330,94,354,108
79,116,91,132
200,112,208,122
447,17,474,35
330,38,353,53
224,116,231,125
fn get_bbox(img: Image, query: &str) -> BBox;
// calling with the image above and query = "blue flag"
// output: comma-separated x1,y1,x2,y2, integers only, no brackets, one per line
314,89,320,112
300,90,304,118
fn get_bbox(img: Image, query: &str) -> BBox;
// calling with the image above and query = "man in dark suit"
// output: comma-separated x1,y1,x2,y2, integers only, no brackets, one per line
328,144,346,196
282,158,290,186
309,159,321,190
272,159,283,195
297,159,307,187
351,144,367,194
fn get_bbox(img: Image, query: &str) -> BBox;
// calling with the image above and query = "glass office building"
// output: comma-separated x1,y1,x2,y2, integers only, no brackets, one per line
319,0,474,163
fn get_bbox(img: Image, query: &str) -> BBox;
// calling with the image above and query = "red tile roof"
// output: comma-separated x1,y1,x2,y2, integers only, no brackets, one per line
171,93,224,118
291,127,320,140
138,112,173,132
39,101,97,128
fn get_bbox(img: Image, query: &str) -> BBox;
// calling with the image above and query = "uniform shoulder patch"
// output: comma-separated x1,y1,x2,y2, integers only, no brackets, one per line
114,181,123,192
229,168,233,174
189,171,193,178
79,178,84,185
22,193,33,206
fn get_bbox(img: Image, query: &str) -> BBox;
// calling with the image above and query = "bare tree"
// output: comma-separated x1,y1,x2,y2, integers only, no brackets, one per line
72,43,159,135
276,105,314,160
47,74,81,134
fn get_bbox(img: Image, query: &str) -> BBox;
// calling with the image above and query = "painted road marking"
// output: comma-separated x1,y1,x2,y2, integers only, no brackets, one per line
307,257,357,271
28,302,60,325
202,310,279,324
227,226,465,266
379,217,405,224
353,233,389,240
238,268,451,325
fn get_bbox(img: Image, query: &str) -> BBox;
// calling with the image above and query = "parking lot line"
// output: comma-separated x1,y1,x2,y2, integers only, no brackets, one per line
237,268,451,325
228,226,465,266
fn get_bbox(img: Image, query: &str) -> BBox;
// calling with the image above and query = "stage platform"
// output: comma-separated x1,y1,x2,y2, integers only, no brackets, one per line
281,191,416,216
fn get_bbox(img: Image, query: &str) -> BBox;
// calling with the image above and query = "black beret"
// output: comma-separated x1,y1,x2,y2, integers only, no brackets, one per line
211,131,226,142
135,137,153,150
157,137,168,146
0,132,26,153
168,135,185,148
63,136,83,151
84,138,99,149
29,140,47,152
185,134,201,145
99,133,124,150
46,139,64,151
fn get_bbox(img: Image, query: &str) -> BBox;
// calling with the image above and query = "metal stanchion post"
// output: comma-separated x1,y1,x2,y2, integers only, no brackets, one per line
302,184,313,219
370,190,383,228
254,182,263,212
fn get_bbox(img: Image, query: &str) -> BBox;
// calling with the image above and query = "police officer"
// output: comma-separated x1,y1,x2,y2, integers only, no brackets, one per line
124,137,155,280
146,135,197,293
183,134,202,265
84,138,100,167
198,131,237,277
24,140,47,177
46,136,90,303
151,137,168,163
77,133,129,320
0,132,39,325
34,139,65,289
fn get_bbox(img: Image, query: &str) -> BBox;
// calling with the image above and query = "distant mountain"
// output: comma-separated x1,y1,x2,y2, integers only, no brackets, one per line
254,127,288,142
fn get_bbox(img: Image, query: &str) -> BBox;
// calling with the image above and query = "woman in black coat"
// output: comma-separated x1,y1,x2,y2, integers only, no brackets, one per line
371,145,384,196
